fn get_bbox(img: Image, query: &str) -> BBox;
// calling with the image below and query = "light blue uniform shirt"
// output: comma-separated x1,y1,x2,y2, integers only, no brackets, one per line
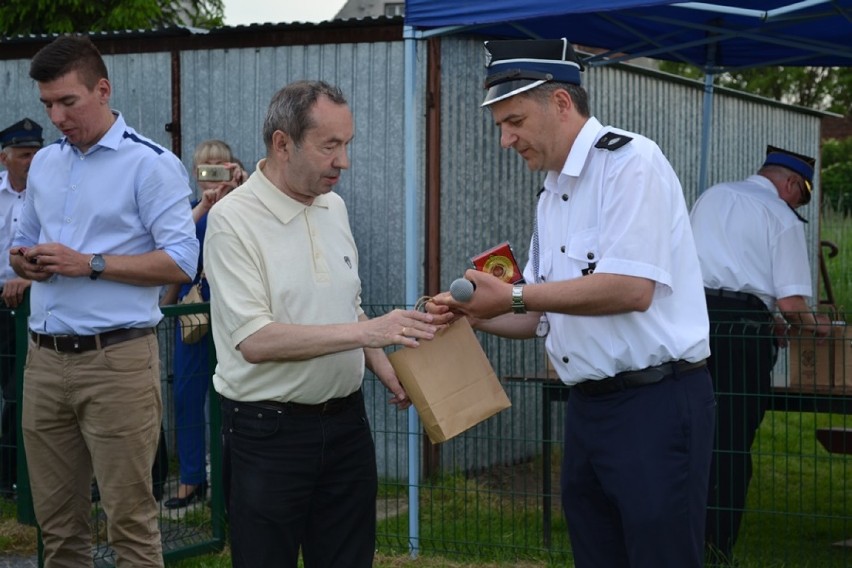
13,112,199,335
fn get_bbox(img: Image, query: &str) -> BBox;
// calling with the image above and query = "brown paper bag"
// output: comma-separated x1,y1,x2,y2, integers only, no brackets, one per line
388,317,511,443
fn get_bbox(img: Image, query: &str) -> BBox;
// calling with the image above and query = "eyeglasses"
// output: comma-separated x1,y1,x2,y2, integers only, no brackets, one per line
790,175,812,206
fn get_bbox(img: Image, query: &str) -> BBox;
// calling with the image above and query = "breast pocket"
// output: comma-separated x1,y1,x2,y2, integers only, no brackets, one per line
564,228,601,279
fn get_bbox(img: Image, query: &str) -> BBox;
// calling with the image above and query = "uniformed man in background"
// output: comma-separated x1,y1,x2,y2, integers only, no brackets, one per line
691,145,831,563
0,117,42,499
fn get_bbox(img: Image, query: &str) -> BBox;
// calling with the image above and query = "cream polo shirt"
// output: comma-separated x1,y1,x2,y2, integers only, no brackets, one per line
523,117,710,385
204,159,365,404
689,174,812,311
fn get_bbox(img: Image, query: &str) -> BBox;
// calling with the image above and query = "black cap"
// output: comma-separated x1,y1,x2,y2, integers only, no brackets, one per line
482,38,584,107
0,118,44,149
763,145,815,205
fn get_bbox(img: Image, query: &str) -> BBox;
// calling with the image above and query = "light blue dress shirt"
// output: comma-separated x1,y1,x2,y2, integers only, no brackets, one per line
13,112,199,335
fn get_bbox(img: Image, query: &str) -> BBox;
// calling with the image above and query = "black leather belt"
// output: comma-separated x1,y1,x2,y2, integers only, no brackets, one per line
30,327,154,354
242,389,362,416
704,288,766,311
573,359,707,396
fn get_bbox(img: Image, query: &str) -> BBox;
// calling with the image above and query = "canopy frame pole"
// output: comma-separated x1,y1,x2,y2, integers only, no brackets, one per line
402,24,421,560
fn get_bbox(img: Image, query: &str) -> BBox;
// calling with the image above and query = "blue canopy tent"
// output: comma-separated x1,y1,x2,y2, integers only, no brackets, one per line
398,0,852,555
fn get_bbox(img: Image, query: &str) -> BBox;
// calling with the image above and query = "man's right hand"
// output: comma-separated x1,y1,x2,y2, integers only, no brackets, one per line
9,246,51,282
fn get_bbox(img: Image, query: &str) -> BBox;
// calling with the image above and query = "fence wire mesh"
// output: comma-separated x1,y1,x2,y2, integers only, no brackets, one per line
1,301,851,567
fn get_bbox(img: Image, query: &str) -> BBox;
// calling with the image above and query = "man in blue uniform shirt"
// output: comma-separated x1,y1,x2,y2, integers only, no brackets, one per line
431,38,715,568
10,35,198,567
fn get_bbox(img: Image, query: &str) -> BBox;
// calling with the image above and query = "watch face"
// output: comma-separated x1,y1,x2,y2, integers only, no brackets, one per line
91,255,105,271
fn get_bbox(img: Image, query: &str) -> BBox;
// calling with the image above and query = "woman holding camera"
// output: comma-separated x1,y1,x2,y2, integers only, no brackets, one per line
161,139,246,509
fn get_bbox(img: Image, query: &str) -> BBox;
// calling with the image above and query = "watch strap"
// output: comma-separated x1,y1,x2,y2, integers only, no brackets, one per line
511,284,526,314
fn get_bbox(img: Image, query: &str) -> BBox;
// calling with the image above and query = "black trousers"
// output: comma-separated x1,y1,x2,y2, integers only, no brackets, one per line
705,295,776,560
0,305,18,495
221,391,377,568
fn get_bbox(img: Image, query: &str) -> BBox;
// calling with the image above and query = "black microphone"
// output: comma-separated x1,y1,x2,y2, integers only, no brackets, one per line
449,278,476,302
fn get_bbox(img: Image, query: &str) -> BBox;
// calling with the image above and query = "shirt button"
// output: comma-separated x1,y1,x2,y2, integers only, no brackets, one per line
587,252,595,260
65,217,72,223
561,194,569,201
560,246,565,253
562,356,569,363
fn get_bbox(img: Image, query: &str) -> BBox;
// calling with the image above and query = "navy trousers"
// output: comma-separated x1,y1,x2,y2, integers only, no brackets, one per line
221,391,377,568
705,296,775,561
561,366,716,568
0,306,17,496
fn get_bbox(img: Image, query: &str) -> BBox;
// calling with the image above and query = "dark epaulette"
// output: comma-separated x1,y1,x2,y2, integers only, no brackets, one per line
594,132,633,151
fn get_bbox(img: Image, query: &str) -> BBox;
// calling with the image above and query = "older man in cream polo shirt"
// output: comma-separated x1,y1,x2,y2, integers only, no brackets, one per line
204,80,443,568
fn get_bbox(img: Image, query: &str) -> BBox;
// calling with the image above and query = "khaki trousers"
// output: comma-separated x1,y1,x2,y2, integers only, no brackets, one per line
22,332,164,568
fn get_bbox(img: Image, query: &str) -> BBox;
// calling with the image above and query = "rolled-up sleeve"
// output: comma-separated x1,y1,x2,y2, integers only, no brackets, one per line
137,151,200,278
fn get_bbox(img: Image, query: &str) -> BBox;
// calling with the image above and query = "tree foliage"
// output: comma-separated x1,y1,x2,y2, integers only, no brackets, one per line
659,62,852,116
821,138,852,214
0,0,225,36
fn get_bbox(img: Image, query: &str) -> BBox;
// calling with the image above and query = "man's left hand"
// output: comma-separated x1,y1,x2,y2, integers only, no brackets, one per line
2,277,30,308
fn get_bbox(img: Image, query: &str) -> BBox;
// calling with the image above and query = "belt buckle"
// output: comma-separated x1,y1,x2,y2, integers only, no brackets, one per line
51,334,80,353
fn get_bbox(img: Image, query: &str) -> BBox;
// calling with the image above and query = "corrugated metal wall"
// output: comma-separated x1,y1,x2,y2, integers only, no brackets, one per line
438,37,822,357
0,31,824,478
179,41,414,307
436,37,823,473
0,52,174,150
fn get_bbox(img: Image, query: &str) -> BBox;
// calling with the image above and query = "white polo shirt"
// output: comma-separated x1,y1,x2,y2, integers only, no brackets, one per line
523,117,710,385
689,174,812,310
204,159,365,404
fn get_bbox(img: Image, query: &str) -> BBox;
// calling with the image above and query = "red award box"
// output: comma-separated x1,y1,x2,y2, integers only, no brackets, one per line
471,242,524,284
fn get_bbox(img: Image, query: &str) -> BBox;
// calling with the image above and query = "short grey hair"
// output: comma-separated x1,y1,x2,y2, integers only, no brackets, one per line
524,81,591,118
262,80,348,150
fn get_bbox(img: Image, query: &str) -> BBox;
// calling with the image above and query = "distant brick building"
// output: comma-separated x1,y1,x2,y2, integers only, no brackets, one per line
822,115,852,141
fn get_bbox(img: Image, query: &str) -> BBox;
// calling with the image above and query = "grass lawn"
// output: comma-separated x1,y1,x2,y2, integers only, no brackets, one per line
821,207,850,314
5,408,850,568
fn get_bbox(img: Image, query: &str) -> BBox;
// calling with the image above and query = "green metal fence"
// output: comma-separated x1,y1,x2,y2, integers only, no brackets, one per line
2,300,226,566
2,302,851,567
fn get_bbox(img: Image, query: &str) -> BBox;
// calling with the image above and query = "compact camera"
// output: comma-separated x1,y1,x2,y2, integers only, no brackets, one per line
196,164,232,182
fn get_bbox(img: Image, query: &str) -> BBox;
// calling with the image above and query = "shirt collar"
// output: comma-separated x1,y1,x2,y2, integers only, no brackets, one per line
544,116,603,191
251,158,331,225
59,111,123,154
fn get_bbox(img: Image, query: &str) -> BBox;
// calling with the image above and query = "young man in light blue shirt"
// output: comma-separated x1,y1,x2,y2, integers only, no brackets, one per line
10,34,198,567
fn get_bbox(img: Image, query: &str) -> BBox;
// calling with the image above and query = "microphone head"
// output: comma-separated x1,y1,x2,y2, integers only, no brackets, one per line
449,278,475,302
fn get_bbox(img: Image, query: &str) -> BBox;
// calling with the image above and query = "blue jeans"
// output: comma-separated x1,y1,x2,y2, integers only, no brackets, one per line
172,336,210,485
221,390,377,568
